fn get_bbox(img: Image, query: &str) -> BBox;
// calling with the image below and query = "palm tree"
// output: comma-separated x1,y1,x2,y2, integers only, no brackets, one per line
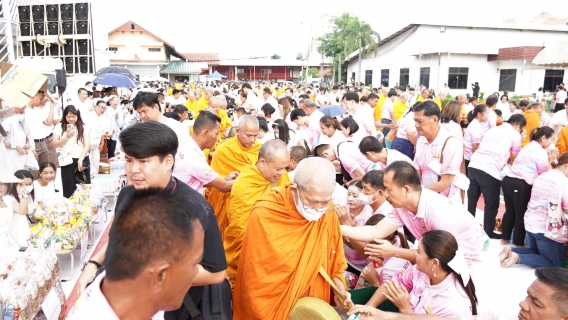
345,19,380,84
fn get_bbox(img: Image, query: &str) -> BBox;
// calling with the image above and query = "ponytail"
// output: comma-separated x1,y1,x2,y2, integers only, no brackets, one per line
529,126,554,142
320,115,339,130
451,269,478,315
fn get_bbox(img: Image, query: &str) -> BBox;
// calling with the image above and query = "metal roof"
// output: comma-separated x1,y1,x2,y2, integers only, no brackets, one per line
160,61,208,74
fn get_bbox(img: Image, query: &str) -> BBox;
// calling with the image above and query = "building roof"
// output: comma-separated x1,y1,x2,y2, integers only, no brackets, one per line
160,61,208,74
217,58,330,67
108,20,187,61
487,46,543,61
181,53,220,65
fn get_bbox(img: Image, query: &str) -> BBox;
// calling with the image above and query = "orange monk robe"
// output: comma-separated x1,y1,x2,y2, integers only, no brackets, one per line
224,165,291,287
205,137,262,239
185,98,198,115
233,184,347,320
203,108,233,162
522,109,541,146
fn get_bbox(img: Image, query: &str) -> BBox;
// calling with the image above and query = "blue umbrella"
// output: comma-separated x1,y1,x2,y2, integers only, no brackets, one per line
93,73,136,88
319,105,347,117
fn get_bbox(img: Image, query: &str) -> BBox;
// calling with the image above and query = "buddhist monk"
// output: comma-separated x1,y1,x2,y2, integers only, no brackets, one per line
205,115,261,239
233,157,352,320
224,139,291,288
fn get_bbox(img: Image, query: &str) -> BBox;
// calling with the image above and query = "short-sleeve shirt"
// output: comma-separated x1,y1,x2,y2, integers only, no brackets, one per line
384,189,484,262
469,123,521,181
441,121,463,142
524,170,568,234
396,112,416,140
414,128,463,198
307,109,325,147
172,137,219,194
463,119,484,161
337,141,374,178
381,99,394,120
319,129,346,148
114,178,227,307
352,106,376,146
507,140,550,185
370,149,416,171
53,124,89,158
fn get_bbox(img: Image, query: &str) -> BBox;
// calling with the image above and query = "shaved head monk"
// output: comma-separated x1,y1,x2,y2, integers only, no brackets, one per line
205,115,261,239
224,139,291,288
287,145,307,181
233,157,351,319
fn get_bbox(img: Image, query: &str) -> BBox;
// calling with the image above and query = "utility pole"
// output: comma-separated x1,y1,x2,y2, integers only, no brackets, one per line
320,14,328,86
338,53,342,85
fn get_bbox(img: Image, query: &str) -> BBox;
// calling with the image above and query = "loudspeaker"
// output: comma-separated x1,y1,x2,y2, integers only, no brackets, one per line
49,45,59,56
19,23,30,36
48,22,58,35
76,21,88,34
56,69,67,88
18,6,30,22
76,40,88,55
62,21,73,34
33,23,44,35
34,42,45,56
64,57,74,73
21,42,31,56
79,57,91,73
46,5,58,21
63,41,73,55
60,4,73,21
75,3,89,20
31,5,44,22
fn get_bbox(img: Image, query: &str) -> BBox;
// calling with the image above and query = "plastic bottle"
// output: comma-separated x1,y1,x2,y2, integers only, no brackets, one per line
3,304,14,320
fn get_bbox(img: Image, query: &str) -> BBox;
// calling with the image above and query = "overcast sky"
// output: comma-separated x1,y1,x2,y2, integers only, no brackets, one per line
93,0,568,60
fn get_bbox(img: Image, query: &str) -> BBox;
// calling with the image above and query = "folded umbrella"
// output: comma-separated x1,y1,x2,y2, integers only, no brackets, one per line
319,105,347,117
93,73,136,88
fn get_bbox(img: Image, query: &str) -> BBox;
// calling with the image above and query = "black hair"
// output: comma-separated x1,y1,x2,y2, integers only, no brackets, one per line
519,99,529,107
193,110,221,134
290,108,307,121
413,100,440,120
263,87,272,94
273,119,291,145
468,104,487,123
365,213,410,249
387,90,397,98
174,104,188,115
367,93,379,100
105,188,204,281
132,92,160,110
340,116,359,135
359,135,383,154
384,161,422,191
172,89,180,95
494,109,502,117
344,91,360,103
119,121,178,161
468,96,478,103
361,170,385,190
39,162,56,174
164,112,181,121
14,170,34,199
535,267,568,314
242,83,252,90
78,88,87,94
61,105,86,145
261,103,276,116
485,96,498,108
507,114,527,128
257,118,269,132
347,179,363,189
0,123,5,137
299,93,310,100
530,126,554,142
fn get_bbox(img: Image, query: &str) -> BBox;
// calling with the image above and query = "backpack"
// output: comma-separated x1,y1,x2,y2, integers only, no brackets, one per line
165,280,232,320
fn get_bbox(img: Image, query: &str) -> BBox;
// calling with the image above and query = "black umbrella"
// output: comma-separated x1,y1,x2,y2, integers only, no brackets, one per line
95,66,136,81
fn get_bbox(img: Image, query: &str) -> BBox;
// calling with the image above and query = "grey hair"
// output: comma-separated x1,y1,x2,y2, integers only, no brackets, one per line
205,88,213,95
219,97,227,107
304,99,316,108
458,93,467,100
294,157,336,193
258,139,289,162
381,88,389,94
237,114,259,129
208,96,219,106
400,93,409,101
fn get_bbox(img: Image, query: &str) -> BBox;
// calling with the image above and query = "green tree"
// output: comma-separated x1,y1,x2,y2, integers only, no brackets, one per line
301,67,319,79
271,54,281,59
319,13,380,83
296,52,304,60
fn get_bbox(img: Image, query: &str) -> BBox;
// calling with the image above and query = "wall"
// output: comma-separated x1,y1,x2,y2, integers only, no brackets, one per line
108,31,168,62
214,66,302,81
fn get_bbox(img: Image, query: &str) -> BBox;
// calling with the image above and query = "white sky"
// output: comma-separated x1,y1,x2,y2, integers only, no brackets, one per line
93,0,568,60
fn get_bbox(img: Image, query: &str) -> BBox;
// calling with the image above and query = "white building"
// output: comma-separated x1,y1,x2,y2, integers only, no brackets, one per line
346,21,568,96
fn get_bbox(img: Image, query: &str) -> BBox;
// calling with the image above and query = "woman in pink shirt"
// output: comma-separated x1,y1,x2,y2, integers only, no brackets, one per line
440,101,463,141
501,126,558,246
315,141,374,182
500,152,568,268
463,104,489,174
356,230,477,318
339,116,359,141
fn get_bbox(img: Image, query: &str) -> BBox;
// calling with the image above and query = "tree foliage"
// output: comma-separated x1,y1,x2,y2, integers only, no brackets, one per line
271,54,281,59
301,67,319,79
296,52,304,60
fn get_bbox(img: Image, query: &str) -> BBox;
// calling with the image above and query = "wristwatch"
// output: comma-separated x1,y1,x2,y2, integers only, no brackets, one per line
19,194,27,199
82,260,102,271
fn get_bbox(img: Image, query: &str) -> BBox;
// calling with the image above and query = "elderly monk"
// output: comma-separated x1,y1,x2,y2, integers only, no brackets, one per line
205,115,261,239
225,139,291,288
206,96,233,139
233,157,351,320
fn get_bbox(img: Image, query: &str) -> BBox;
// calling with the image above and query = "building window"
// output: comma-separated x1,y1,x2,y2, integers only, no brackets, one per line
499,69,517,92
260,69,272,76
351,72,356,83
365,70,373,86
448,67,469,89
237,68,244,73
420,67,430,89
148,48,161,52
544,70,565,92
399,68,409,86
108,47,118,52
381,69,389,86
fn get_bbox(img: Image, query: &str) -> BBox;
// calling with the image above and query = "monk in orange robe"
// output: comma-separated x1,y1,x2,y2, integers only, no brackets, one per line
233,157,351,320
205,115,261,239
224,140,291,288
203,96,233,162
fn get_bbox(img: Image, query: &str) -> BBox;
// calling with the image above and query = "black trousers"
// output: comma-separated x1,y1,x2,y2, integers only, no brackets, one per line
501,176,532,246
555,103,565,113
107,139,117,158
467,167,501,239
61,156,91,198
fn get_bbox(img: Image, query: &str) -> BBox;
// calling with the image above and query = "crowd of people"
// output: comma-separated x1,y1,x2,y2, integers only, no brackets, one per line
1,77,568,320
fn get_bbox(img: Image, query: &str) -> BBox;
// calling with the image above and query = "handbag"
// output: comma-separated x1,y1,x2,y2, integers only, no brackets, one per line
165,281,233,320
24,151,39,171
385,125,398,143
58,150,73,166
544,183,568,243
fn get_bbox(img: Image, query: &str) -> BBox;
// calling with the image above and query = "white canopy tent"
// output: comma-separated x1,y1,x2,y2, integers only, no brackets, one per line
533,41,568,67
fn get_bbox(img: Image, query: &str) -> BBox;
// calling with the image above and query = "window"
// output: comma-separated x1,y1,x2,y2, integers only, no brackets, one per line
448,67,469,89
365,70,373,86
237,68,244,73
260,69,272,76
381,69,389,86
420,67,430,88
543,70,565,92
351,72,356,83
399,68,409,86
499,69,517,92
109,47,118,52
148,48,161,52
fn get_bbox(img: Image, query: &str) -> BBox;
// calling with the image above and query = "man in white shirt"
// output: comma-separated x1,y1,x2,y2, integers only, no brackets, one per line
68,188,205,320
166,89,186,106
88,100,108,177
24,91,57,169
343,91,376,145
74,88,92,115
328,86,340,105
549,98,568,136
379,90,397,142
103,95,124,158
242,83,257,112
555,86,567,112
316,88,329,106
299,98,324,147
262,87,280,117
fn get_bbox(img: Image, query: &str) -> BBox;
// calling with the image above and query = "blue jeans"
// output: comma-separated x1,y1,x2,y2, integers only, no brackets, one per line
512,231,565,268
381,119,392,147
391,137,415,160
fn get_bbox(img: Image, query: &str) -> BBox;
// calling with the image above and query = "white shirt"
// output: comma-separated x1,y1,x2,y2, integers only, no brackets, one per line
351,106,376,146
496,101,511,120
166,96,186,106
103,106,124,141
172,137,218,195
307,109,325,147
319,129,346,148
24,106,51,140
263,96,280,118
549,109,568,135
73,98,92,116
87,111,105,146
53,124,89,158
381,99,394,120
33,180,56,207
328,91,339,104
315,93,329,106
244,91,258,112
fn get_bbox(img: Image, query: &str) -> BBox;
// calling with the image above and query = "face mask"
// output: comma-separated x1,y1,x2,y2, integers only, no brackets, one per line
294,188,328,222
24,185,33,194
358,190,379,206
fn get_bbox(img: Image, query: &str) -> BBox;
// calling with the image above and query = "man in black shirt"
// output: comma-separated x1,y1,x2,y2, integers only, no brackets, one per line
77,121,227,309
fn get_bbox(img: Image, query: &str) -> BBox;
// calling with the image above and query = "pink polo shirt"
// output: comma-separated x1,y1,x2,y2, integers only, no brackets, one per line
380,236,412,284
172,136,218,195
337,141,374,178
468,123,522,181
524,170,568,234
481,109,497,132
396,112,417,140
507,140,550,185
370,149,416,171
352,106,376,146
393,265,474,317
414,128,463,198
463,119,484,161
384,189,484,262
441,121,463,142
344,205,376,271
